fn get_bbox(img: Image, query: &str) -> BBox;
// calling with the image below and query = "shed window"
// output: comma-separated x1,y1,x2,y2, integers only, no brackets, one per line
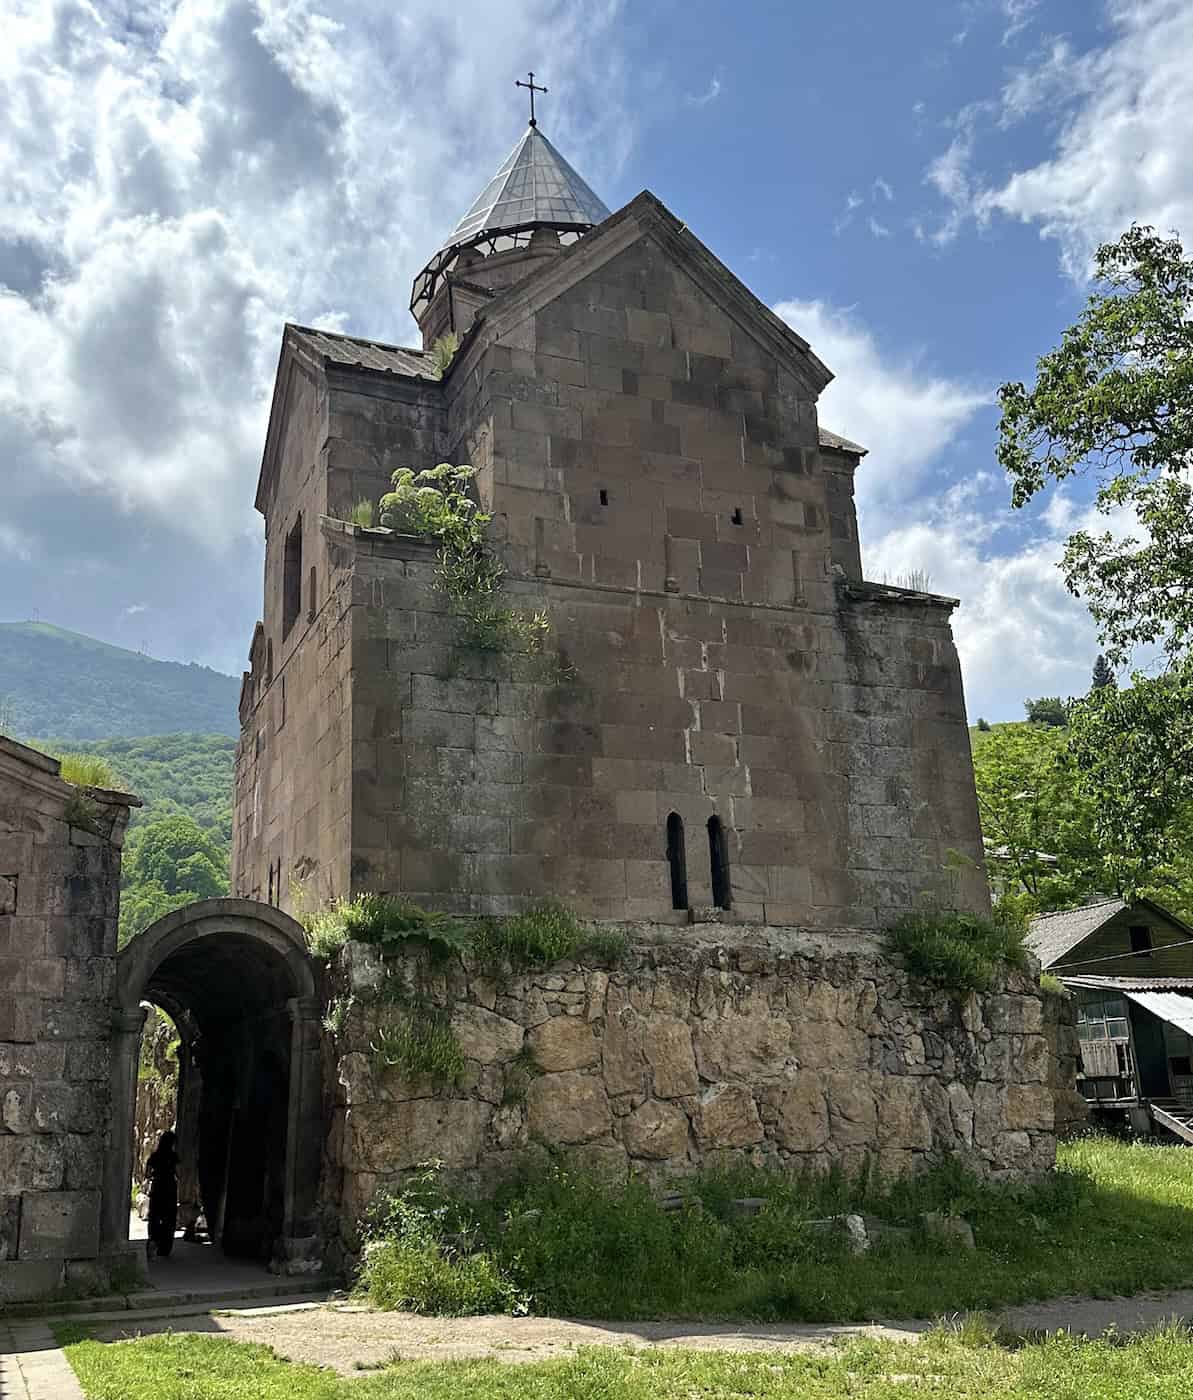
708,815,731,910
666,813,688,910
282,515,303,638
1129,924,1153,956
1077,995,1129,1042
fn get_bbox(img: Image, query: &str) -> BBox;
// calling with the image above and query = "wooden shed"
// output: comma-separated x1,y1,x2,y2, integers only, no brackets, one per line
1028,897,1193,1142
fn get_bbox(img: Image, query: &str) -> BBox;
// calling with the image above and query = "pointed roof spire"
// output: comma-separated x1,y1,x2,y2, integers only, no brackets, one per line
410,125,611,320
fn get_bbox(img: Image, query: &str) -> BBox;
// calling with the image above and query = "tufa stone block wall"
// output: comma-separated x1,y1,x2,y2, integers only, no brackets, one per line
0,737,136,1302
321,527,985,927
322,924,1064,1259
234,197,986,927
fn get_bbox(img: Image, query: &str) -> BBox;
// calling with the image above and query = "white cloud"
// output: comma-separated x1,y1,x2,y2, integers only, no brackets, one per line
867,216,891,239
0,0,632,670
686,75,722,107
873,177,895,202
774,299,990,500
1001,0,1040,44
927,0,1193,276
923,105,985,246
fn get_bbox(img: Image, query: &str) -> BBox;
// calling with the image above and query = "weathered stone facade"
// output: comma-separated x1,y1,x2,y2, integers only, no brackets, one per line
322,924,1061,1259
0,736,137,1301
233,191,988,929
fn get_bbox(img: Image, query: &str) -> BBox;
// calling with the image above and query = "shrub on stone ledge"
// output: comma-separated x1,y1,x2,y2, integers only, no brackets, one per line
884,909,1030,992
471,900,628,971
302,893,471,962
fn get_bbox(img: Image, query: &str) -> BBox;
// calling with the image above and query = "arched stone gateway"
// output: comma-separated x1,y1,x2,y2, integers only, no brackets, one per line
102,898,323,1276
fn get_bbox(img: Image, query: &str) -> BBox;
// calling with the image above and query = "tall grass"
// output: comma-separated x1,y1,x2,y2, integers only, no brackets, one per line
354,1138,1193,1323
884,910,1029,991
54,751,119,788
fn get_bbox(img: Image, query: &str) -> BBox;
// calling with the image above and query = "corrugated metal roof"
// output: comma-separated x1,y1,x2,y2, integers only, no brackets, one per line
1065,975,1193,991
288,324,434,380
1122,988,1193,1039
818,426,868,456
1026,898,1126,968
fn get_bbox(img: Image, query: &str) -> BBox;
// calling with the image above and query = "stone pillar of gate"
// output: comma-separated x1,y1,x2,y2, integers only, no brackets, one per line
99,1005,149,1280
273,993,324,1275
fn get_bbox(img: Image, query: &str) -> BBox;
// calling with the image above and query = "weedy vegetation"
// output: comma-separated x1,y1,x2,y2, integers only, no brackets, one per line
350,1138,1193,1324
884,909,1030,992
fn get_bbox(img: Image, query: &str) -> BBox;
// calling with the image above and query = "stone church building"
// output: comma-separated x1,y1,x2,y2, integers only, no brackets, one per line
231,123,989,926
0,122,1069,1301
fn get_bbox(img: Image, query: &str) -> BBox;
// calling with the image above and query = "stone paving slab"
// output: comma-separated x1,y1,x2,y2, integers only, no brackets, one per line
0,1319,85,1400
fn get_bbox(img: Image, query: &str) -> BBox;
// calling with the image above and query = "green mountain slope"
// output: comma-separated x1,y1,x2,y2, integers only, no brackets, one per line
0,622,240,739
51,734,235,841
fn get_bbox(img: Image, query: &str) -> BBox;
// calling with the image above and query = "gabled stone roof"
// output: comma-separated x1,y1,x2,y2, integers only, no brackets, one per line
287,325,434,380
818,426,867,456
1026,897,1127,967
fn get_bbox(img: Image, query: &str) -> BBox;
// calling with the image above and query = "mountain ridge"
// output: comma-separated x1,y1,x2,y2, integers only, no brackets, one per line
0,621,240,740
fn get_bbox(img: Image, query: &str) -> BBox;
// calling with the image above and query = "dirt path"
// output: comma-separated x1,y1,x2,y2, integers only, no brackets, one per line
75,1287,1193,1375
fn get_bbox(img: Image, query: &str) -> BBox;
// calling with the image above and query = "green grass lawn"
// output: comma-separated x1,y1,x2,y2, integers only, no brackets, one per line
61,1137,1193,1397
355,1136,1193,1322
62,1326,1193,1400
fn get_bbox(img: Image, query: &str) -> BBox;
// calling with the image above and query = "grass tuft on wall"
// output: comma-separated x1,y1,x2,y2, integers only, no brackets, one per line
884,910,1030,992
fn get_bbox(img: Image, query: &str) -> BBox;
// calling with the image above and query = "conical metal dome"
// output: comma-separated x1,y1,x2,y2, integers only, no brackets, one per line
411,127,611,318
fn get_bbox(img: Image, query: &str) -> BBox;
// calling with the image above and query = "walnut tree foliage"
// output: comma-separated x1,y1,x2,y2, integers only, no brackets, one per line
998,226,1193,903
999,225,1193,667
1091,653,1116,691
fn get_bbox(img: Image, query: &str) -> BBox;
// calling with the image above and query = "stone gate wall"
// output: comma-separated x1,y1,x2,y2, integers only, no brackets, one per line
323,922,1066,1258
0,737,136,1302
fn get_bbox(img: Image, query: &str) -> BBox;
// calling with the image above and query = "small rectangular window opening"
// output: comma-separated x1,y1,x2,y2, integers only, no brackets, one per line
599,489,609,506
708,815,732,911
1129,925,1153,956
666,812,688,910
731,507,743,526
282,515,303,638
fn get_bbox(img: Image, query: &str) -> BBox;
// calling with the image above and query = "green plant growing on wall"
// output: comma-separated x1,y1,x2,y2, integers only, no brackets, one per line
472,901,628,971
322,994,354,1036
502,1045,543,1106
371,1009,466,1084
302,893,473,962
428,332,461,379
349,498,376,527
884,910,1030,993
54,752,119,787
377,463,548,656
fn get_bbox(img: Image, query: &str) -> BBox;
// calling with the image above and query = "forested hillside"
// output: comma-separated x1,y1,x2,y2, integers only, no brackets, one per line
53,733,235,841
43,733,236,945
0,622,239,738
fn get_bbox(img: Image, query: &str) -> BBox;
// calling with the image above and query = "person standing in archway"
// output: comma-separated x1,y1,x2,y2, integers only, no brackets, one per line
145,1130,179,1260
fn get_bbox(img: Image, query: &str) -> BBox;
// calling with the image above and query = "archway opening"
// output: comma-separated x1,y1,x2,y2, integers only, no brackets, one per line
108,901,321,1278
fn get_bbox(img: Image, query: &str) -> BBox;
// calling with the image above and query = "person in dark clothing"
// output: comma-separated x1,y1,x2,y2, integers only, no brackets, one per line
145,1130,179,1259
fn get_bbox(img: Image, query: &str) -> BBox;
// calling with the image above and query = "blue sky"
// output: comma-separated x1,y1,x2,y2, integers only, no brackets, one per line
2,0,1188,720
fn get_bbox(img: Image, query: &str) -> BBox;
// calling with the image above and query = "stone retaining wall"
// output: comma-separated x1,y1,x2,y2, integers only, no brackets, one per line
323,922,1067,1258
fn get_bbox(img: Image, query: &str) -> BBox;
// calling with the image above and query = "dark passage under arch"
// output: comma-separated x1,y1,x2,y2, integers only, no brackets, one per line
104,900,322,1273
708,815,732,910
666,812,688,910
